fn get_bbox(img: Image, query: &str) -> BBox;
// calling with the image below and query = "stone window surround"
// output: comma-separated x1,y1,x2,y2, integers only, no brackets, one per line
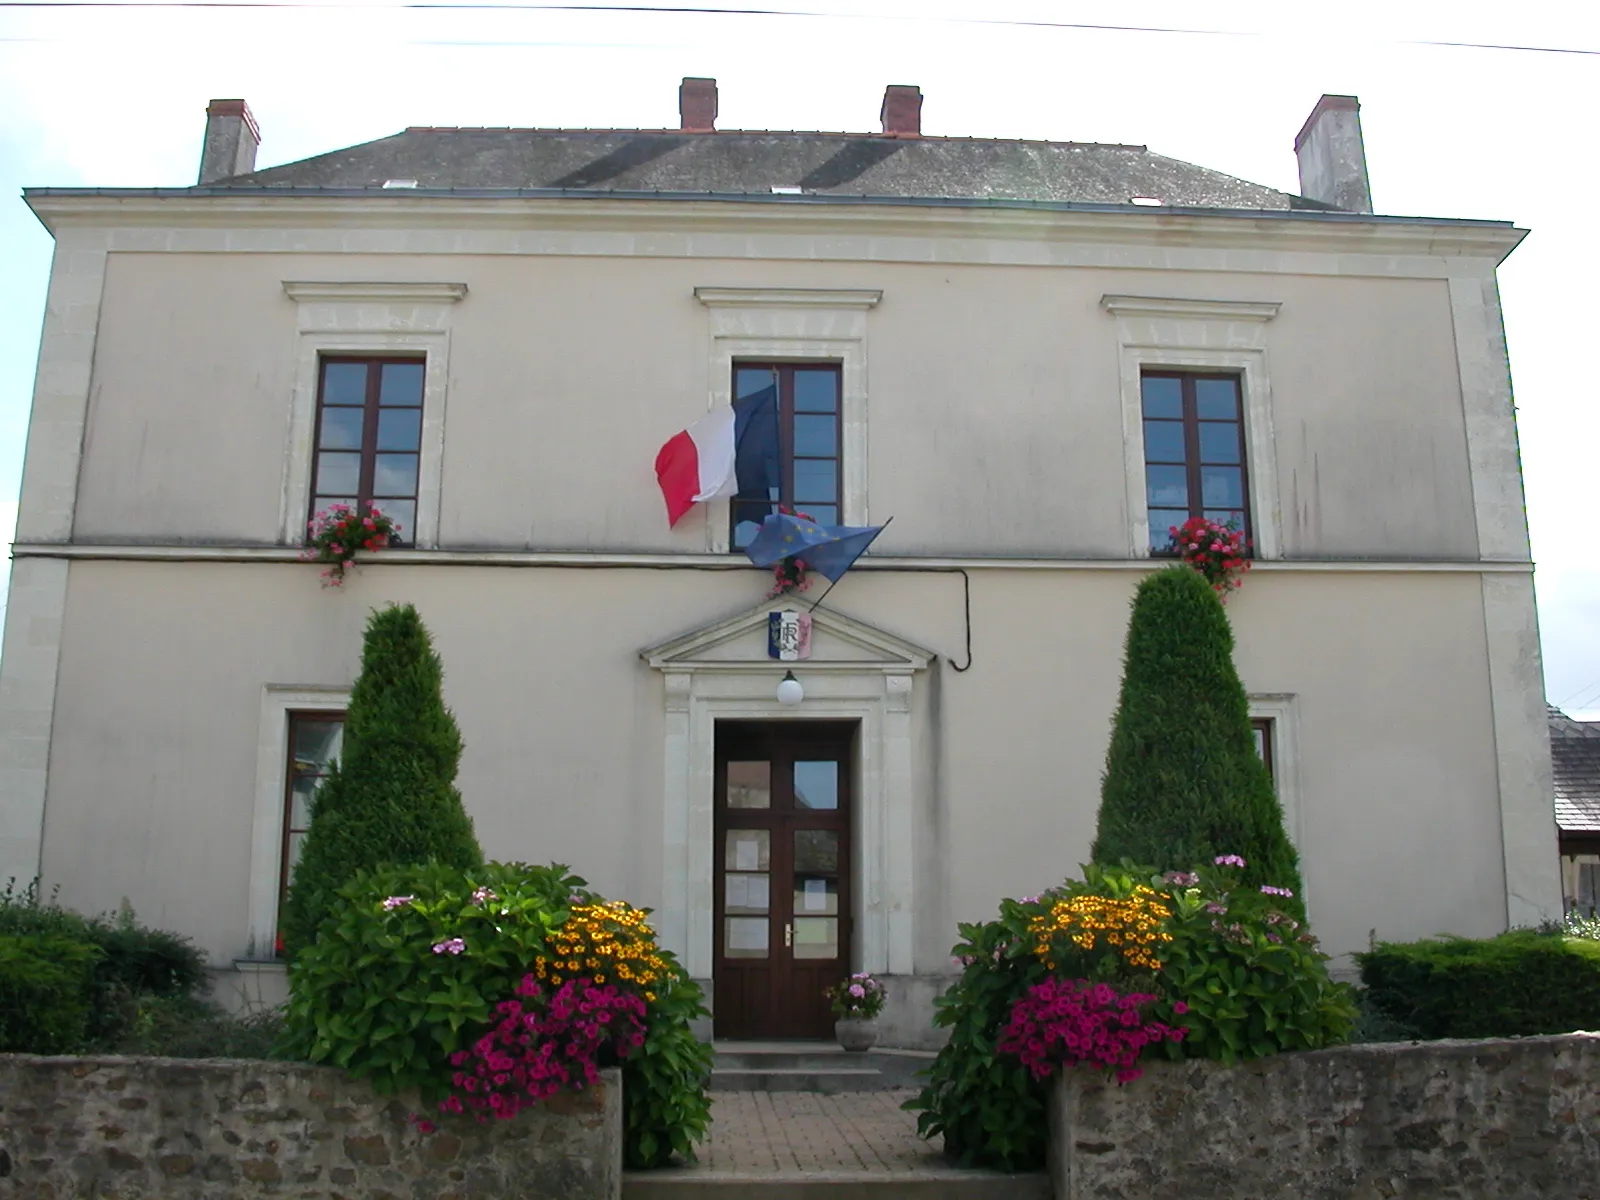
280,281,466,550
244,685,350,960
1248,692,1302,851
643,600,931,984
693,287,881,554
1102,295,1283,561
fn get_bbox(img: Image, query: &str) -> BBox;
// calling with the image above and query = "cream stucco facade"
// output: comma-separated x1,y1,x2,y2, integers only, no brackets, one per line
0,188,1563,1043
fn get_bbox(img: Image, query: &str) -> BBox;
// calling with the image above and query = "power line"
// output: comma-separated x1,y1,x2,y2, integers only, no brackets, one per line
1556,677,1600,712
0,1,1595,57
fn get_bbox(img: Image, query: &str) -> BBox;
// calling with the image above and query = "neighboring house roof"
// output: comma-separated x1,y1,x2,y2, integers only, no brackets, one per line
1550,705,1600,834
214,128,1332,211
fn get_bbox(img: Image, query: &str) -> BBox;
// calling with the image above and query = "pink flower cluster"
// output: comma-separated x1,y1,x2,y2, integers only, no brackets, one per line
381,895,415,911
1260,885,1295,898
998,978,1187,1085
438,975,647,1124
1213,854,1247,868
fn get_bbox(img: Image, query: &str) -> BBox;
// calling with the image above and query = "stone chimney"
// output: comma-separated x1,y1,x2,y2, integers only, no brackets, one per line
880,85,922,138
1294,94,1372,213
198,99,260,184
679,77,717,132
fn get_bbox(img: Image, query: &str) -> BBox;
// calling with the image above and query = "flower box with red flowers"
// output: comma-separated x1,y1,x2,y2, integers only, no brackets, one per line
301,503,401,587
1164,515,1252,597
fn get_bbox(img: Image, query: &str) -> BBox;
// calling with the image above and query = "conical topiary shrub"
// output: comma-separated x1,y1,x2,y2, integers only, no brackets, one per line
281,604,482,957
1092,566,1303,906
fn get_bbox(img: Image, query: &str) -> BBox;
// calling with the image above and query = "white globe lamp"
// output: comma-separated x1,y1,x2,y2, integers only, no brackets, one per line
776,670,804,708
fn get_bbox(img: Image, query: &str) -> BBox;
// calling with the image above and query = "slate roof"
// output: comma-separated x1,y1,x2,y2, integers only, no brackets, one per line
215,128,1332,211
1550,705,1600,833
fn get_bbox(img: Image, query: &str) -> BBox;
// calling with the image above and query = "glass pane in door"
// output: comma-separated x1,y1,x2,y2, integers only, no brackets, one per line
793,829,839,958
725,917,770,958
725,873,770,914
793,761,838,810
727,762,771,808
725,829,770,872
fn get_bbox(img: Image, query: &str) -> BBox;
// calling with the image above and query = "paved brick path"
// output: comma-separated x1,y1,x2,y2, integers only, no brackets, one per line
696,1089,941,1173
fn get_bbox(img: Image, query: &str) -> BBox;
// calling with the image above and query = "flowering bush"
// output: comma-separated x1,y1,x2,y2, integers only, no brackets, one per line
826,971,886,1019
998,978,1186,1084
438,975,648,1125
282,861,712,1168
532,900,673,999
301,503,400,587
1028,887,1174,972
909,861,1352,1170
1159,857,1355,1064
1165,515,1250,597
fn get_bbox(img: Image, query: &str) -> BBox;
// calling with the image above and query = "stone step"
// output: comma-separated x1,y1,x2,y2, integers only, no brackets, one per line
710,1067,886,1094
709,1047,930,1093
623,1169,1053,1200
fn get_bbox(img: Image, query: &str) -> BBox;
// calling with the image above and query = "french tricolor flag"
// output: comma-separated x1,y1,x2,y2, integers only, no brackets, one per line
655,386,778,527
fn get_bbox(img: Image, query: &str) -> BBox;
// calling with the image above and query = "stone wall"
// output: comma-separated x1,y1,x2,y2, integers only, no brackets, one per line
0,1056,621,1200
1049,1033,1600,1200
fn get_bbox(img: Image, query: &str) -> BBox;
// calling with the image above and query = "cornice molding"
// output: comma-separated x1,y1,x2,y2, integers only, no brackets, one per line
11,543,1535,574
25,195,1527,268
282,280,468,304
1100,295,1282,322
694,287,883,310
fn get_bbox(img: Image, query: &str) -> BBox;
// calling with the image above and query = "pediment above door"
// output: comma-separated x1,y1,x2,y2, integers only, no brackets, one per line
640,598,934,673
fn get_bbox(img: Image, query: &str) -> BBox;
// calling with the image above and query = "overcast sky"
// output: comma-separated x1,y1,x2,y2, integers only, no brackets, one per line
1,0,1596,710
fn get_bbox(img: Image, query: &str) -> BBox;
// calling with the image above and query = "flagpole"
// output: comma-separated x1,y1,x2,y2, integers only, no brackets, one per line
808,516,892,613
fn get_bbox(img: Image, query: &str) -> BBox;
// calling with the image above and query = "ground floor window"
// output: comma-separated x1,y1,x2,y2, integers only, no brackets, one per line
1574,860,1599,916
1251,717,1275,784
278,712,345,952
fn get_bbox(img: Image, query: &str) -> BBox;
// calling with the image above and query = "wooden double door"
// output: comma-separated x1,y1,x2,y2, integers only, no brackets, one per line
713,721,855,1040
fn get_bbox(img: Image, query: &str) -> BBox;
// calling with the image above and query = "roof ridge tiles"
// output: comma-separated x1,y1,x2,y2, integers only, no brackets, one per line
398,125,1148,152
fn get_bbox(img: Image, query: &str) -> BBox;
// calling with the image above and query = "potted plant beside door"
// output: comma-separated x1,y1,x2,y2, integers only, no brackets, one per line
826,972,887,1051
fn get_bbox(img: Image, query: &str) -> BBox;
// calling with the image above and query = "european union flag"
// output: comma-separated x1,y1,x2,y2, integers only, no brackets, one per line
744,513,887,583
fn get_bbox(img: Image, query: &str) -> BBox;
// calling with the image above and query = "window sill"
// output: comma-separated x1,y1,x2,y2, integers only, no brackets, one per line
232,958,287,974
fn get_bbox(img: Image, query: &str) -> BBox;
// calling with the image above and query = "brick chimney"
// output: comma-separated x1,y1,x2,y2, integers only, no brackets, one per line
880,85,922,138
1294,94,1372,213
679,77,717,132
198,99,260,184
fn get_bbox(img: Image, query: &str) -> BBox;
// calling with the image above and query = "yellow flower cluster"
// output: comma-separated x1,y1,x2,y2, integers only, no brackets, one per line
533,901,669,1003
1029,887,1174,972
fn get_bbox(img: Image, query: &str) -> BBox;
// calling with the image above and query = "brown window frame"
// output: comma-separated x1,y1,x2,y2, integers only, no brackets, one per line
309,355,424,547
1141,370,1252,554
277,710,345,956
728,362,843,550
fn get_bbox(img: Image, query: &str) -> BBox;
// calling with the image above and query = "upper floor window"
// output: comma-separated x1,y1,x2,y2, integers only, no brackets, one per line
278,710,344,954
311,357,423,545
730,363,842,550
1141,371,1250,553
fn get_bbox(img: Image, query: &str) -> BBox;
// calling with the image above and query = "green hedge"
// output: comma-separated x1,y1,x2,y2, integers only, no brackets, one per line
1092,567,1303,910
0,881,209,1050
0,932,101,1053
1356,930,1600,1039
